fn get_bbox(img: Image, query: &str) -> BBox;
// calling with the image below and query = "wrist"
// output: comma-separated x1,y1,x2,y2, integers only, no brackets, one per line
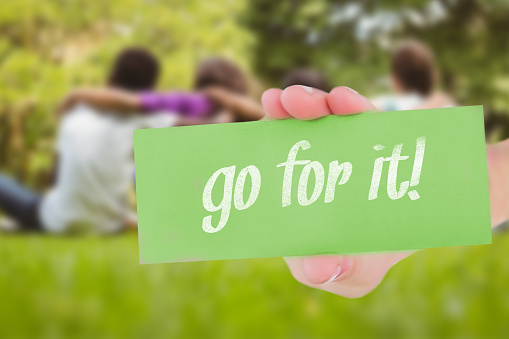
488,139,509,227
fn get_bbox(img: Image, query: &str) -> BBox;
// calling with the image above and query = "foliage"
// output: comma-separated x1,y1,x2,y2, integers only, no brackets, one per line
244,0,509,139
0,0,253,185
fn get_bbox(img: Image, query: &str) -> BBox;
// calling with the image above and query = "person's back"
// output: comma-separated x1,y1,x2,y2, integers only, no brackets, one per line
282,68,331,92
41,103,173,233
0,49,262,233
41,47,172,233
0,47,171,233
193,56,264,122
373,92,426,112
373,40,455,111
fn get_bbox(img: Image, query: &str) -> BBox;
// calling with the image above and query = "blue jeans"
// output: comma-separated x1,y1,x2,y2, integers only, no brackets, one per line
0,174,42,230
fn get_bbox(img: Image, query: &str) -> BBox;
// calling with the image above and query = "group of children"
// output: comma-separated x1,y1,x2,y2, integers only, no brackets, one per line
0,40,508,299
0,41,506,240
0,48,265,233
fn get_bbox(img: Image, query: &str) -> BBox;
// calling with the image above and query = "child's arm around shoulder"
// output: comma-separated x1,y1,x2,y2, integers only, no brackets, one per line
203,86,265,121
59,89,213,118
58,88,140,117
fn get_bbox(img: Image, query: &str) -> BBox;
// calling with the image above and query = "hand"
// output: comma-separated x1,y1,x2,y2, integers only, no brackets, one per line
261,85,414,298
202,86,265,121
262,85,508,297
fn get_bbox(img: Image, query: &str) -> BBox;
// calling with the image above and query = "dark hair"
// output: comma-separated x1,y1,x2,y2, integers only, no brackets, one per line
108,47,160,91
282,68,331,92
194,57,248,94
391,41,435,96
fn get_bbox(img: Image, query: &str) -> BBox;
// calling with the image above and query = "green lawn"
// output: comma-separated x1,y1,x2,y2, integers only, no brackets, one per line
0,232,508,338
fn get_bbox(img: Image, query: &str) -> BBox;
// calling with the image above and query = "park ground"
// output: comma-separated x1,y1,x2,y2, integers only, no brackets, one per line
0,230,508,338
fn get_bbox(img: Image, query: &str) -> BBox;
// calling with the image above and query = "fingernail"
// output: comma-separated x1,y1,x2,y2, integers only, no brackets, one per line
298,85,313,94
323,265,344,284
343,86,359,95
341,86,377,111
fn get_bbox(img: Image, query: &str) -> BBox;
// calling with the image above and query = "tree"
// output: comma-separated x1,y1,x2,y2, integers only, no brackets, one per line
244,0,509,140
0,0,253,185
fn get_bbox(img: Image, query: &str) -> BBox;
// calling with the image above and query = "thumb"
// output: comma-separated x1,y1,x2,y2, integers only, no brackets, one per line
284,252,412,298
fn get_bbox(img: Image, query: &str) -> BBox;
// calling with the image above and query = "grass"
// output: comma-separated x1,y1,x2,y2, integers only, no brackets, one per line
0,231,508,339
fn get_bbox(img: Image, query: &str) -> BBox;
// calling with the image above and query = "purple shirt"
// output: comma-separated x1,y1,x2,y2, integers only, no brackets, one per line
140,92,212,118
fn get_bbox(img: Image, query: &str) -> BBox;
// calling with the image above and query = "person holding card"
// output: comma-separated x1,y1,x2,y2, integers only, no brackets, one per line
261,85,509,298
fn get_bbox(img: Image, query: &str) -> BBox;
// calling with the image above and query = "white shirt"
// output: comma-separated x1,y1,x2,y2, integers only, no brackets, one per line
39,104,176,233
372,92,456,112
372,93,425,112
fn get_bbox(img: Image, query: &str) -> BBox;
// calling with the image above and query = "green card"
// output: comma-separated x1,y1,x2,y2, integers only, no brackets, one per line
134,106,491,263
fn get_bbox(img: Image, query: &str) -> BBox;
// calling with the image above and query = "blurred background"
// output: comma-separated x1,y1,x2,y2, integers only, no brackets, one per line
1,0,508,337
